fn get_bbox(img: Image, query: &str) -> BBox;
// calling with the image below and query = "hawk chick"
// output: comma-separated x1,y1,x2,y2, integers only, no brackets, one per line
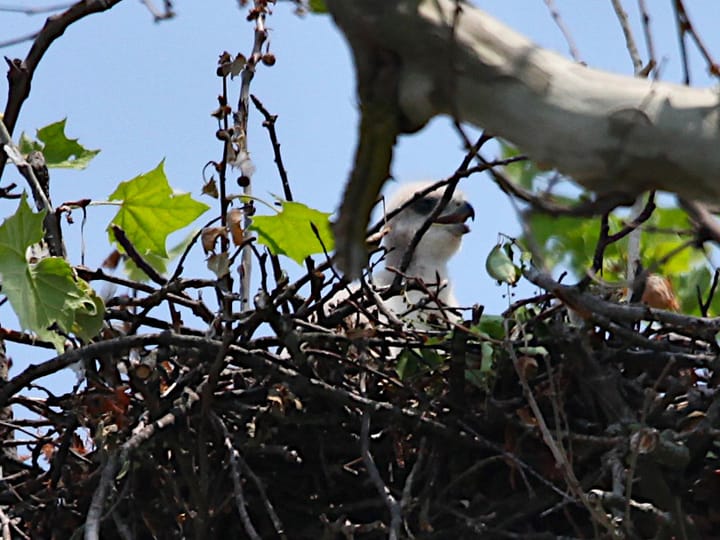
373,181,474,327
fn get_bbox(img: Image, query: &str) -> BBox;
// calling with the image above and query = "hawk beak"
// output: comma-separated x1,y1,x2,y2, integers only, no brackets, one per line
434,202,475,233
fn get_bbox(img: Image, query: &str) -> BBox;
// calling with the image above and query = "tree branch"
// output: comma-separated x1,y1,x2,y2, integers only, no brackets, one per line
1,0,124,181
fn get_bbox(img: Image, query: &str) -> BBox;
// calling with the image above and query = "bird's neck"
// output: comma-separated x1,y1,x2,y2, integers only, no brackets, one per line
378,249,450,288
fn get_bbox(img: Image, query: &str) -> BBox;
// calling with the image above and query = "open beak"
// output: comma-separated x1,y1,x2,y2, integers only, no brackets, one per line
434,201,475,234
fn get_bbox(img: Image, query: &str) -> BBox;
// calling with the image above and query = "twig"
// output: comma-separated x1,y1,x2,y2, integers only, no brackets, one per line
637,0,657,78
0,506,10,540
235,450,285,538
233,2,273,312
361,407,401,540
585,192,656,282
610,0,643,73
0,0,124,180
505,320,618,534
213,413,262,540
527,266,719,328
697,268,720,316
85,453,117,539
0,3,72,15
679,198,720,246
0,119,51,211
542,0,581,61
673,0,720,80
0,31,41,49
139,0,174,21
109,225,167,285
250,94,292,201
400,437,426,512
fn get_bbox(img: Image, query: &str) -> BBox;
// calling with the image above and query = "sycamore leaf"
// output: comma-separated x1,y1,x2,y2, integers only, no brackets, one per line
72,278,105,341
309,0,328,13
470,315,505,340
0,196,104,349
249,201,334,264
0,193,45,254
108,161,209,257
19,119,99,169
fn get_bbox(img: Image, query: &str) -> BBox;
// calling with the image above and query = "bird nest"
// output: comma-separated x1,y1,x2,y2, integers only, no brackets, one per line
1,259,719,540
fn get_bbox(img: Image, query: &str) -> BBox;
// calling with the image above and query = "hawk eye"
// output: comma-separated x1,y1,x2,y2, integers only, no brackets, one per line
411,196,439,215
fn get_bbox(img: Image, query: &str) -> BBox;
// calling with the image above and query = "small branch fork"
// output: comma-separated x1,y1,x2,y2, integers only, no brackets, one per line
0,0,124,181
672,0,720,84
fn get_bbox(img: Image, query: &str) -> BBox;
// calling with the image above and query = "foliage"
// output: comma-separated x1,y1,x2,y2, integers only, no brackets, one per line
249,199,334,264
0,195,103,349
107,161,209,258
308,0,328,13
19,118,99,169
1,4,719,540
485,242,522,285
501,142,713,315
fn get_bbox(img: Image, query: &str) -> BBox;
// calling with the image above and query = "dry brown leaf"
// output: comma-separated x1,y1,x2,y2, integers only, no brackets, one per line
516,355,538,380
228,208,244,246
515,406,538,427
201,226,227,254
641,274,679,311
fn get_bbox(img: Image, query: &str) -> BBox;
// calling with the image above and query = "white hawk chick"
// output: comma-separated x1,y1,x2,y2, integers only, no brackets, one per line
373,181,474,328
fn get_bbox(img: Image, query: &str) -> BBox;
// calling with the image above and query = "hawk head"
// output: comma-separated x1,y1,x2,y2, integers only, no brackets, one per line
374,182,474,323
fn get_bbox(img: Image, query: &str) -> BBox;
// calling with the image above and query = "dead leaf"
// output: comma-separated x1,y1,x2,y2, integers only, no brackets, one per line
641,274,679,311
515,406,538,427
201,227,227,254
228,208,244,246
516,355,538,380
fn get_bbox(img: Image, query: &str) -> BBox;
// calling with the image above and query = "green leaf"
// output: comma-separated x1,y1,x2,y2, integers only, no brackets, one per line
71,279,105,341
0,193,45,254
470,315,505,340
20,119,100,169
465,342,495,389
308,0,328,13
525,212,629,278
486,244,520,285
395,348,443,380
249,201,334,264
499,140,542,190
0,195,104,349
108,161,209,257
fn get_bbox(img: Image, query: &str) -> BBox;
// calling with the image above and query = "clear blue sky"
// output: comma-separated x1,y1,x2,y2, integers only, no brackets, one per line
1,1,720,376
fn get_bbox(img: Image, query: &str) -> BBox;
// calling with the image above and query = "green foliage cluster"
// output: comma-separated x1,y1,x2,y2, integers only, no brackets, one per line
501,142,715,316
2,120,337,350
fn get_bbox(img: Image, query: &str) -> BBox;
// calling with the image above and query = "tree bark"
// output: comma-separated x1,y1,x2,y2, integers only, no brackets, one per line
327,0,720,203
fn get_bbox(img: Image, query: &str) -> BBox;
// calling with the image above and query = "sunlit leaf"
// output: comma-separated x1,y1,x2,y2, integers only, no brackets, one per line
249,201,334,264
19,119,100,169
0,195,104,349
108,161,209,257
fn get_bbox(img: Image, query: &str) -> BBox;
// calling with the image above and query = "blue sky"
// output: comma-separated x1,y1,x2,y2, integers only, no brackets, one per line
1,1,720,374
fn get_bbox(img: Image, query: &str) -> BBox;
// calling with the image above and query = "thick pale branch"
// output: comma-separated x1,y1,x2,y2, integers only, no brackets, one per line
328,0,720,240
